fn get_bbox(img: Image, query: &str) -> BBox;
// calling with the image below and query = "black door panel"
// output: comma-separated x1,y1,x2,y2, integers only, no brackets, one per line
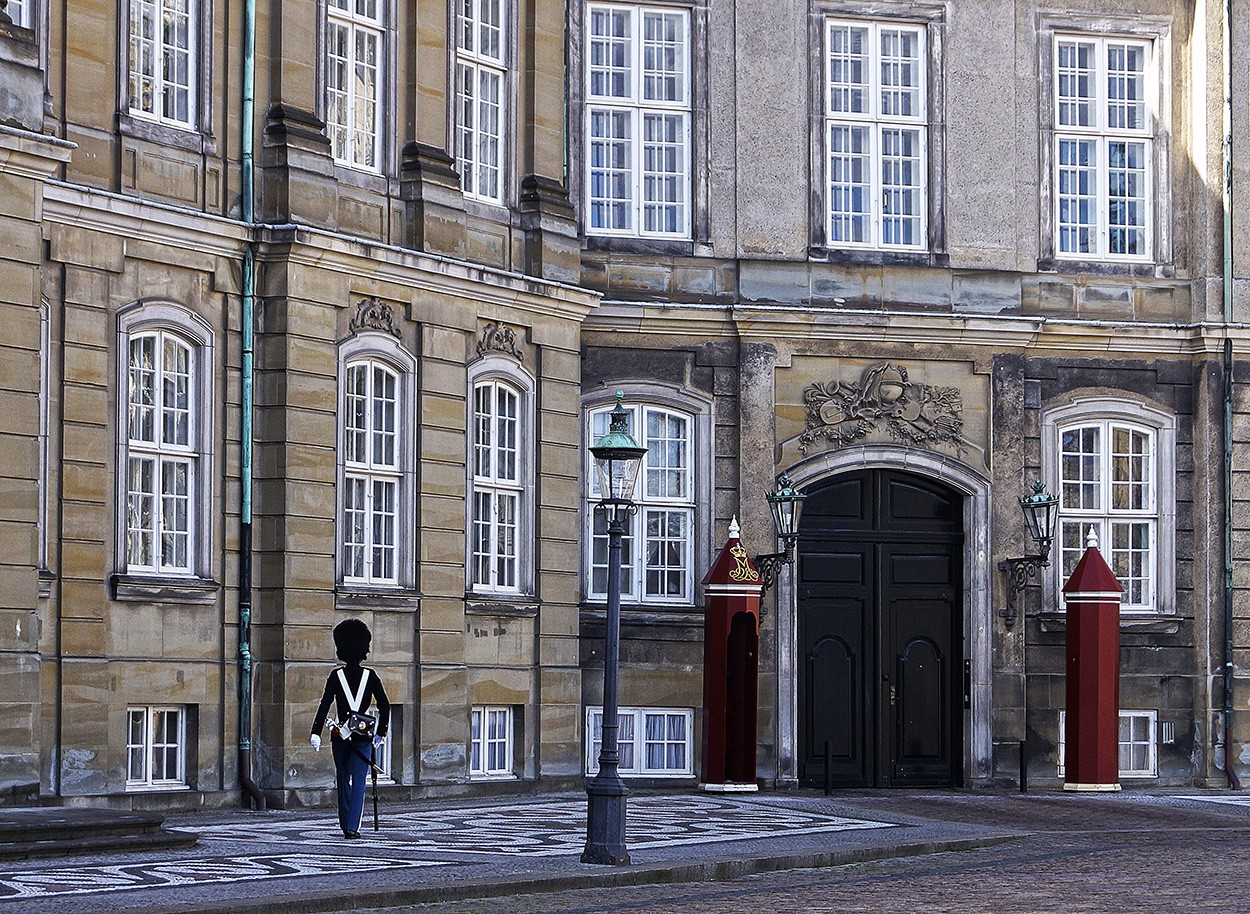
799,470,963,789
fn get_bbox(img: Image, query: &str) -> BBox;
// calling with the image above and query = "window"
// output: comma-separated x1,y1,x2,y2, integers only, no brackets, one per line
585,4,690,238
1052,35,1155,260
8,0,32,28
126,330,197,574
326,0,384,170
456,0,506,203
128,0,197,128
470,705,513,778
823,19,927,250
341,359,401,585
586,707,693,777
1058,710,1157,778
127,706,186,788
1057,420,1156,611
586,402,694,603
471,379,522,592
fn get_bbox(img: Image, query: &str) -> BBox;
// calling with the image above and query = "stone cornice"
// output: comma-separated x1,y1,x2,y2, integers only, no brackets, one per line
263,224,599,322
0,125,75,179
43,181,248,257
582,300,1250,356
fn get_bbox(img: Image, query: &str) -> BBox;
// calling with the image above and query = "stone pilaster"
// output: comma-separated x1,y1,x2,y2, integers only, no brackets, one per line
519,175,580,285
0,20,74,804
399,142,468,258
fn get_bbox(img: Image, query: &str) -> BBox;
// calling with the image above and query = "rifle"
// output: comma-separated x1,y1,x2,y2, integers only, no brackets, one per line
371,744,379,832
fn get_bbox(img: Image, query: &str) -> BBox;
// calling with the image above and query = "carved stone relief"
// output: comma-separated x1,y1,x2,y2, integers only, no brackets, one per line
476,321,523,361
348,297,401,338
798,363,964,455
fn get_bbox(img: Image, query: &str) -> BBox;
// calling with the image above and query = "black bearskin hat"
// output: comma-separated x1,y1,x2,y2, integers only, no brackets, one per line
333,619,371,663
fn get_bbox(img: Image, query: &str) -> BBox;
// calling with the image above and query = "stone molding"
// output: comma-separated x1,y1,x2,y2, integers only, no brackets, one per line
476,321,523,361
349,297,402,339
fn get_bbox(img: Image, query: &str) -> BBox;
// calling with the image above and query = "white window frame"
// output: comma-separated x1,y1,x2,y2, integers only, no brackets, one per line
469,705,514,779
8,0,33,28
455,0,508,204
325,0,385,171
1042,398,1175,617
116,304,214,580
127,0,198,129
341,359,401,586
336,332,416,590
585,400,695,604
126,705,188,789
1051,34,1156,262
1058,709,1158,778
584,3,692,239
470,378,523,593
822,18,928,251
586,706,694,777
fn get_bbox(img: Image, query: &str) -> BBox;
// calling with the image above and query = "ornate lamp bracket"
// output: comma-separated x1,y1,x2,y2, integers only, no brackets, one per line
996,554,1049,628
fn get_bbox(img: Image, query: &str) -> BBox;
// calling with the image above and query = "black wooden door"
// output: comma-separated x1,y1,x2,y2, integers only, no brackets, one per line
798,470,964,788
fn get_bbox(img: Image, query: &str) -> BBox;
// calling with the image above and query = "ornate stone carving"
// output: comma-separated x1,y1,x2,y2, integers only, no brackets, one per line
348,297,401,338
476,321,523,361
798,363,963,454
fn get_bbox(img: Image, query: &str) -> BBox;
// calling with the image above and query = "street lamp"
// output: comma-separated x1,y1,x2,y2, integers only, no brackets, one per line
997,480,1060,627
754,473,805,597
582,391,646,866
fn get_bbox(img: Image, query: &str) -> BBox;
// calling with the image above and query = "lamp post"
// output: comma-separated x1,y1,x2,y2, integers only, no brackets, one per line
997,480,1060,627
582,392,646,866
754,474,806,597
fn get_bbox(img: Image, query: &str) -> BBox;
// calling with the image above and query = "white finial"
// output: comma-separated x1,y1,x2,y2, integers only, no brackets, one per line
1086,526,1098,549
729,515,740,538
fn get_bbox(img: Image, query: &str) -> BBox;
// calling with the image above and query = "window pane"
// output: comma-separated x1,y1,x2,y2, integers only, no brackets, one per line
879,127,923,246
642,12,685,103
1106,42,1147,131
828,124,871,243
588,109,633,231
1056,40,1095,127
129,336,157,444
827,23,869,115
641,113,687,235
879,28,921,118
588,8,631,99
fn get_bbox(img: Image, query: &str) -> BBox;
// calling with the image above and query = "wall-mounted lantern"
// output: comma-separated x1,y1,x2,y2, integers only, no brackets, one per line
997,480,1060,627
754,473,805,597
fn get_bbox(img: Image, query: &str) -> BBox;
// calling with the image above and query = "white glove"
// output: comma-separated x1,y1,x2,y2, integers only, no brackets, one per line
372,735,384,750
311,734,321,751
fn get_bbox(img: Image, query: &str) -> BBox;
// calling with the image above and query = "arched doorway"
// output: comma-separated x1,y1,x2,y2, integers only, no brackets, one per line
798,469,964,788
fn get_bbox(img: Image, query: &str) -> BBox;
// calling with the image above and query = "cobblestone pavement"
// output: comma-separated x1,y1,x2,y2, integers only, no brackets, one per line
382,793,1250,914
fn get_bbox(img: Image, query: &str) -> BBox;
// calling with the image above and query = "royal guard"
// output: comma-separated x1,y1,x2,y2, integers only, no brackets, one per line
311,619,391,838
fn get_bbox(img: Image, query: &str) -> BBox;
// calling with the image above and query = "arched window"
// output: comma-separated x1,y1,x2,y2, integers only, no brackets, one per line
336,331,416,591
584,398,699,603
470,378,523,592
115,302,214,583
1044,398,1176,615
467,357,534,596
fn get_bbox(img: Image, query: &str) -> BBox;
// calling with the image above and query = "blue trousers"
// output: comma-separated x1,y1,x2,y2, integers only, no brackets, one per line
332,737,372,834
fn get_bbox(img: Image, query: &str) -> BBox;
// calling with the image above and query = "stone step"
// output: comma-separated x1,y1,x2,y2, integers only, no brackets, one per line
0,808,198,860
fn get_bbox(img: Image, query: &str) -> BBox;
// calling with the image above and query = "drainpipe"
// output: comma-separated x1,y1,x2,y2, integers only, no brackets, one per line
1221,0,1241,790
238,0,266,810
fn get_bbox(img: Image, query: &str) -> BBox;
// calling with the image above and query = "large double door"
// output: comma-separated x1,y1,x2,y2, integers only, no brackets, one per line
798,470,964,788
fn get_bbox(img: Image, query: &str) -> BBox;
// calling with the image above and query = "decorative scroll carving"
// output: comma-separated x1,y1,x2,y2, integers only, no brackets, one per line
349,297,401,338
476,322,523,361
798,363,963,455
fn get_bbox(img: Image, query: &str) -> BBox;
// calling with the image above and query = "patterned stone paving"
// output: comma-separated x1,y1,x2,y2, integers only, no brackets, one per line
0,853,440,901
0,796,893,902
186,795,894,857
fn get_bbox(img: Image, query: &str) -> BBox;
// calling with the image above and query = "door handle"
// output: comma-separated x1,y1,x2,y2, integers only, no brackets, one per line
889,684,897,706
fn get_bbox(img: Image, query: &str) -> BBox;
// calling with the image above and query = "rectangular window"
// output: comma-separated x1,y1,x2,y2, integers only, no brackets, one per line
126,706,187,788
326,0,384,170
1058,710,1158,778
1058,421,1156,611
127,331,196,574
456,0,506,203
342,360,400,585
586,707,693,777
128,0,196,128
1053,35,1154,260
471,380,522,592
469,705,514,778
824,19,927,250
585,4,691,238
587,403,694,603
